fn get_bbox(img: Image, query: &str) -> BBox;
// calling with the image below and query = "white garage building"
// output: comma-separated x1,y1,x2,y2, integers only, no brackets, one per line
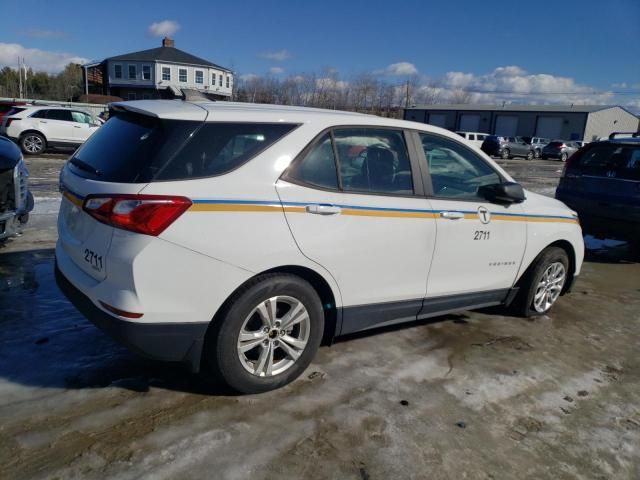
404,104,639,141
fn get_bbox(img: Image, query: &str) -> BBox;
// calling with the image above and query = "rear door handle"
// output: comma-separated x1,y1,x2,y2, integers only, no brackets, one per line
74,125,82,128
440,211,465,220
306,204,341,215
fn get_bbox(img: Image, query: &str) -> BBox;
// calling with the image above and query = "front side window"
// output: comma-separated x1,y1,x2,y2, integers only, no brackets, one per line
286,133,338,189
71,111,92,124
30,109,48,119
334,128,413,195
179,68,188,82
142,65,151,80
195,70,204,84
162,67,171,81
114,64,122,79
128,65,136,80
420,133,501,199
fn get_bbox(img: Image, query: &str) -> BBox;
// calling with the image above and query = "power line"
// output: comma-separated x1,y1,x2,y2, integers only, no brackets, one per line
456,89,640,96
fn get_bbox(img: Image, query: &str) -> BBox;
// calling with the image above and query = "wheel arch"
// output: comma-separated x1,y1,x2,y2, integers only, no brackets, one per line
202,264,340,370
517,239,576,295
19,129,48,142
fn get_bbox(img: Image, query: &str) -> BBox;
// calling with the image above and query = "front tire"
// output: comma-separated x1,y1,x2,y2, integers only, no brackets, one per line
526,150,534,160
534,149,541,159
20,132,46,155
501,148,510,159
207,273,324,394
560,152,568,162
511,247,569,317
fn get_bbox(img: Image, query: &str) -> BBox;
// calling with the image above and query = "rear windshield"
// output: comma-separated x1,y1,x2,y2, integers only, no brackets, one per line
570,143,640,180
69,113,298,183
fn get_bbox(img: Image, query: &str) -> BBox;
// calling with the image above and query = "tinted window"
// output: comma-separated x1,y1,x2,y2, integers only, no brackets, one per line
468,134,475,140
30,109,48,119
572,143,640,180
420,133,501,199
477,134,486,140
69,114,297,183
334,127,413,195
286,133,338,189
47,110,73,121
71,111,92,124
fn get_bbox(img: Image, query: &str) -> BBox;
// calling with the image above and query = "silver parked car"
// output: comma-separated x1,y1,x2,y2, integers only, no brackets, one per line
530,137,551,159
541,140,581,162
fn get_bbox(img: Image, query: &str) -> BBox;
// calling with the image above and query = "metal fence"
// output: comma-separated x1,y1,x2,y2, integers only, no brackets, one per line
0,97,108,117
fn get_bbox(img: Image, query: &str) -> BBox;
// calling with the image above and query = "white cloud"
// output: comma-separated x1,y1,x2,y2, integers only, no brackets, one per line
259,50,290,61
386,62,418,76
239,73,258,82
0,43,88,73
435,66,617,105
148,20,180,37
23,28,67,39
269,66,284,75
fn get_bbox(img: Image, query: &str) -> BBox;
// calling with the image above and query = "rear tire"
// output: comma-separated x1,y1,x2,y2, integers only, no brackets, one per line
510,247,569,317
534,149,541,159
526,150,534,160
206,273,324,394
560,152,568,162
20,132,46,155
501,148,510,159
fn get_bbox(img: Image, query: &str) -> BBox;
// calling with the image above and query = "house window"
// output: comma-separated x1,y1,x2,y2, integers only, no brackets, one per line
128,65,136,80
142,65,151,80
195,70,204,84
162,67,171,81
114,64,122,79
212,72,216,85
219,74,223,87
127,92,137,101
226,76,230,88
179,68,188,82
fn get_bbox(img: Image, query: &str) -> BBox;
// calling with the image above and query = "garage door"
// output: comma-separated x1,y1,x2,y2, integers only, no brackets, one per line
536,116,563,139
428,114,447,128
495,116,518,136
405,110,425,123
459,114,480,132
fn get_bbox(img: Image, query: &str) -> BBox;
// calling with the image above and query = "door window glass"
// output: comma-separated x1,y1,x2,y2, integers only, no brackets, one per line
420,133,501,199
47,110,73,121
71,111,92,124
333,128,413,195
286,133,338,189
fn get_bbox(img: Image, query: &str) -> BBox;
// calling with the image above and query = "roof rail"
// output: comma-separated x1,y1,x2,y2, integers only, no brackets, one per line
609,131,640,140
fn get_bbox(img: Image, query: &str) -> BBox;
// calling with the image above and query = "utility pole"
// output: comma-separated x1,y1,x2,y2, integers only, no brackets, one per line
18,57,23,99
405,80,410,110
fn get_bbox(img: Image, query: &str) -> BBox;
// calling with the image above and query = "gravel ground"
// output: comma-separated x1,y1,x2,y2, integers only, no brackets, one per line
0,153,638,480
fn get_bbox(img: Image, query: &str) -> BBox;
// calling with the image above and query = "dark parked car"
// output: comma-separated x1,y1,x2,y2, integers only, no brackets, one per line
0,101,25,124
481,135,534,160
542,140,580,162
555,134,640,255
0,136,33,241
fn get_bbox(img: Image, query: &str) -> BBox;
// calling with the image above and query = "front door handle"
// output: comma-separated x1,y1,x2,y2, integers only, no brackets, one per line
306,204,341,215
440,211,465,220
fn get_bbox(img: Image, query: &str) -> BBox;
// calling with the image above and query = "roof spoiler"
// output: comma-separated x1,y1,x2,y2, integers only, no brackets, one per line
609,131,640,140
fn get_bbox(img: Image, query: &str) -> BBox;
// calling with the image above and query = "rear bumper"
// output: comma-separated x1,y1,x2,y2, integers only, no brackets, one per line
55,263,209,372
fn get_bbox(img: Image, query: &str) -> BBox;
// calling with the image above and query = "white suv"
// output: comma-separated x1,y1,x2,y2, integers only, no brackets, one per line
0,106,100,155
455,131,489,149
55,100,584,393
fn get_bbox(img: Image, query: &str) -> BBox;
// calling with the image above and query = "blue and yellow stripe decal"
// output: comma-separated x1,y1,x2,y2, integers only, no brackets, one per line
190,199,578,224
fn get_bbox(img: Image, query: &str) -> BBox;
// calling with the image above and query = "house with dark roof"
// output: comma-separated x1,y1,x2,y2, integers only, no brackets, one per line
404,104,639,142
84,37,233,101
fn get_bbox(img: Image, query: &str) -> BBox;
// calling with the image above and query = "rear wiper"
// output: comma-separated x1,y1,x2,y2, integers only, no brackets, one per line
70,158,101,176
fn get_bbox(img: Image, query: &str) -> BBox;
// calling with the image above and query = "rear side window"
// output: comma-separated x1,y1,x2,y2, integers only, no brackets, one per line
69,114,298,183
47,110,73,121
30,109,48,119
572,143,640,180
285,127,414,195
285,132,338,189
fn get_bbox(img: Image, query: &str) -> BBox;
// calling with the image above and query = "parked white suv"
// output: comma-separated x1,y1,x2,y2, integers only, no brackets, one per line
55,100,584,393
455,131,488,148
0,106,100,155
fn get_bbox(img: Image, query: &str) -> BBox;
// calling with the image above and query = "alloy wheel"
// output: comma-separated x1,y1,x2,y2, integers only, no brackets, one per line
533,262,566,313
237,295,311,377
23,135,43,154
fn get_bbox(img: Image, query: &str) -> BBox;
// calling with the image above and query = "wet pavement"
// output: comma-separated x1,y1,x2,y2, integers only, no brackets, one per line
1,154,639,479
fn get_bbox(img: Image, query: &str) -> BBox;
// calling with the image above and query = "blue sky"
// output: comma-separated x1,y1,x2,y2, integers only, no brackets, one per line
2,0,639,108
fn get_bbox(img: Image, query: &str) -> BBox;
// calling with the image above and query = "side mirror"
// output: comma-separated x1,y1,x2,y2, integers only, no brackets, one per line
478,182,526,204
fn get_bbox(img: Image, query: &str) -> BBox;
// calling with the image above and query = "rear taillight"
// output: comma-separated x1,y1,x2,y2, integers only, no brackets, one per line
5,118,20,128
83,194,192,236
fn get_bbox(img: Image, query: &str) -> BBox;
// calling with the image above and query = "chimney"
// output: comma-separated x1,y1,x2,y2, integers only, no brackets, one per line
162,37,175,48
